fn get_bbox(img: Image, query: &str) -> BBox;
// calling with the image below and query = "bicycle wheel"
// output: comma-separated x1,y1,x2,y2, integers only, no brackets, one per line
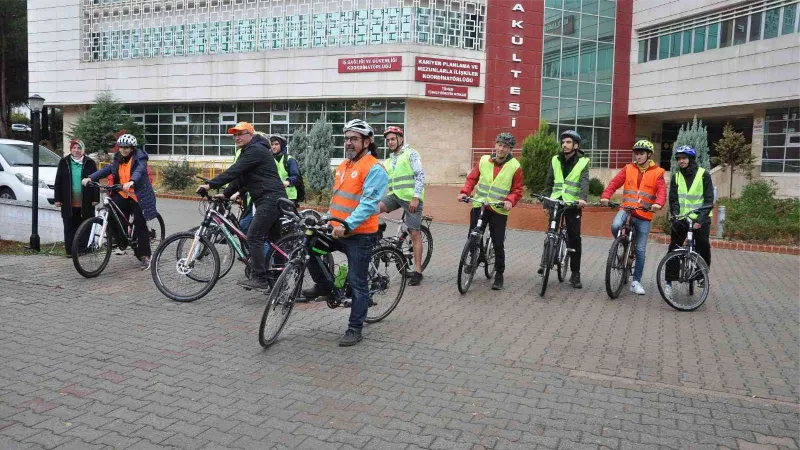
72,217,112,278
259,259,303,347
483,234,495,279
402,225,433,272
604,236,629,299
147,213,166,250
539,238,554,297
456,237,479,294
265,233,303,281
656,250,710,311
556,235,570,283
151,232,220,302
183,226,235,280
365,246,407,323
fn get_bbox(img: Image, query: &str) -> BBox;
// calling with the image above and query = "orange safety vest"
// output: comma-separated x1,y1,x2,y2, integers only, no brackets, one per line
621,163,664,221
117,159,138,202
330,154,382,234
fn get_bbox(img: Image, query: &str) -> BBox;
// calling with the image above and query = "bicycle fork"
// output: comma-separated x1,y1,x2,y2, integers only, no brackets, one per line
89,210,109,249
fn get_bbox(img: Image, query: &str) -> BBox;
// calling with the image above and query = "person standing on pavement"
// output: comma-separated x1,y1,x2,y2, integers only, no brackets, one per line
600,140,666,295
457,133,524,291
663,145,715,300
542,130,590,289
301,119,389,347
54,139,99,258
196,122,287,290
378,126,427,286
269,134,302,208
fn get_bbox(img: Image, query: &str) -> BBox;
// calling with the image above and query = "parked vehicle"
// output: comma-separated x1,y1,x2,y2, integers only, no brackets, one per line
11,124,32,133
0,139,59,205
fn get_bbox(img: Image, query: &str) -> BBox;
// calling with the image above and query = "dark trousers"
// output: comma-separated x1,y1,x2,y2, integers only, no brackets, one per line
666,220,711,281
307,233,377,331
111,193,152,258
63,207,93,254
247,197,283,282
469,207,508,274
563,208,582,273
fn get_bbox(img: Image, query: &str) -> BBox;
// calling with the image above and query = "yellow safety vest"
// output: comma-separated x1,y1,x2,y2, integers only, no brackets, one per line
675,167,712,219
474,155,520,216
551,154,589,202
274,153,297,200
386,148,424,202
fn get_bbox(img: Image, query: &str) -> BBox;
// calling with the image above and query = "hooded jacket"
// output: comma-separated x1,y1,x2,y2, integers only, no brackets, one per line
271,139,301,187
91,148,158,221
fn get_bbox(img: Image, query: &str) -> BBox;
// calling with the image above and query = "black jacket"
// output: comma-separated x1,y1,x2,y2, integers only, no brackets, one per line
53,156,100,219
669,162,715,224
208,134,287,203
544,150,590,201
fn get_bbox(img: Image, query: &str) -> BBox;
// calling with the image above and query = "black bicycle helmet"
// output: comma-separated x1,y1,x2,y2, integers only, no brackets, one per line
495,132,516,149
560,130,581,144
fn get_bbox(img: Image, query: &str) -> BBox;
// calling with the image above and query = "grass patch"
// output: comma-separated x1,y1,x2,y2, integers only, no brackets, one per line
0,240,68,256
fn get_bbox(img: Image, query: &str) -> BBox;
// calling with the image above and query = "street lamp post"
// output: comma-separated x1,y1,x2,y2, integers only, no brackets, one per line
28,94,45,252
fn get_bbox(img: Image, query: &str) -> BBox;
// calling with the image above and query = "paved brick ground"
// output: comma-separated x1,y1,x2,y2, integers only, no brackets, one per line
1,201,797,450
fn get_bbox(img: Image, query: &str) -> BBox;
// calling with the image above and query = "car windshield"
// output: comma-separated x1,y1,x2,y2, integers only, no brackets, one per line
0,143,61,167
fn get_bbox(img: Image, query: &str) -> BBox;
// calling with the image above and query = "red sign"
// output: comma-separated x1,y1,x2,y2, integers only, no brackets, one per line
338,56,402,73
425,84,468,100
415,57,481,87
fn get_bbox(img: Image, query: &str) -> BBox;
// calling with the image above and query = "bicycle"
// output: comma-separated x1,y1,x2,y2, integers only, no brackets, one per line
532,194,579,298
259,199,408,348
456,196,506,295
656,205,713,311
72,182,165,278
603,203,651,299
377,211,434,273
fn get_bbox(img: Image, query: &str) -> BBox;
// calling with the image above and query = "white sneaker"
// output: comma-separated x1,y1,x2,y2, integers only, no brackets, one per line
663,283,673,301
630,281,646,295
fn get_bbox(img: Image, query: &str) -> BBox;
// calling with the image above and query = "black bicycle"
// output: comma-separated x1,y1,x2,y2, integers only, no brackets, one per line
456,196,506,294
656,205,713,311
259,199,408,348
533,194,578,297
603,203,651,299
72,182,165,278
378,211,434,273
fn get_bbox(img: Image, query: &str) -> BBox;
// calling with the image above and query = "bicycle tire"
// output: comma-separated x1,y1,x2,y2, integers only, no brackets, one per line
656,250,710,311
184,226,236,280
457,236,479,294
259,259,303,347
148,213,166,250
414,225,434,271
72,216,112,278
539,238,554,297
605,236,629,299
151,232,220,302
365,245,407,323
483,234,495,279
266,233,334,293
556,234,569,283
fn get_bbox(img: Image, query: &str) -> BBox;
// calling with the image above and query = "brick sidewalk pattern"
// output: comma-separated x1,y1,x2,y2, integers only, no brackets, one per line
1,222,797,449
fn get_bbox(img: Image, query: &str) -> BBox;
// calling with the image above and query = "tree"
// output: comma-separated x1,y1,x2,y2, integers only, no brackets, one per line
0,0,28,138
290,126,309,171
10,111,28,125
712,122,756,197
306,118,334,194
69,92,144,155
519,119,560,196
672,116,710,170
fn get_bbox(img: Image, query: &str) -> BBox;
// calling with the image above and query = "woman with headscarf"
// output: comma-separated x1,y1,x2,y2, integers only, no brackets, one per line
54,139,100,257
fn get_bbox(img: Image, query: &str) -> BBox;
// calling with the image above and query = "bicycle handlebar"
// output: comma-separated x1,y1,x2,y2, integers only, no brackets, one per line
671,205,714,221
604,202,651,212
460,196,506,209
86,181,124,192
532,194,580,208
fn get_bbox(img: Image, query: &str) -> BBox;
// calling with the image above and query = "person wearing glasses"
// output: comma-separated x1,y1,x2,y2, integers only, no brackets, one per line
196,122,287,290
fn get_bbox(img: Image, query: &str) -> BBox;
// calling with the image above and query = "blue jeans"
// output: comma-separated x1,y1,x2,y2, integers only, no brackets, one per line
611,210,651,283
307,233,376,332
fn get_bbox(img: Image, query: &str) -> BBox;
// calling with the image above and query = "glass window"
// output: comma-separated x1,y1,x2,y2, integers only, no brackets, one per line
596,43,613,84
579,40,597,81
578,82,594,100
764,8,780,39
638,39,646,63
594,102,610,127
561,80,578,98
209,21,232,54
598,17,614,42
545,0,562,8
559,98,577,125
582,0,599,15
598,0,615,18
415,7,430,44
312,13,326,47
733,16,747,45
447,8,463,47
564,0,581,12
658,34,670,59
707,22,719,49
720,19,734,47
782,4,797,35
577,101,594,126
543,78,560,96
384,8,401,44
693,26,706,52
543,37,562,78
188,23,208,54
681,30,692,54
595,128,610,149
670,32,681,57
648,36,658,61
561,38,580,80
581,14,597,41
235,20,255,52
749,12,762,41
595,83,612,102
545,9,562,36
541,97,559,123
286,15,310,49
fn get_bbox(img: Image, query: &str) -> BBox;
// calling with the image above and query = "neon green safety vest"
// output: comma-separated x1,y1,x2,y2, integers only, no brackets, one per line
551,154,589,202
386,148,424,202
274,153,297,200
474,155,520,216
675,167,712,219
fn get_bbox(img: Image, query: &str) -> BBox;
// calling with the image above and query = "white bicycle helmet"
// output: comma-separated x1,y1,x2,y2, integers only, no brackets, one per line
343,119,374,138
116,134,138,147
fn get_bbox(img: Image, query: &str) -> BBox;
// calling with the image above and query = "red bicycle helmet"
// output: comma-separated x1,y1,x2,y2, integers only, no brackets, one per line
383,126,404,137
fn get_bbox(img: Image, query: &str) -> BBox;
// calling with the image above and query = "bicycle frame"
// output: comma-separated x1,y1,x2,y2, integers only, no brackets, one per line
87,187,132,249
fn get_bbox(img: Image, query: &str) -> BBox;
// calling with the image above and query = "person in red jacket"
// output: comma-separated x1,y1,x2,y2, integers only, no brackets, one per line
600,140,666,296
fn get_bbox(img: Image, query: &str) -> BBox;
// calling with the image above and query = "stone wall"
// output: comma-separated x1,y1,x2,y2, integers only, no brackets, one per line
405,99,474,184
0,199,63,244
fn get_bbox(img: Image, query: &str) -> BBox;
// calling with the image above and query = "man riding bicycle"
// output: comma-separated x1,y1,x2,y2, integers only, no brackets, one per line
82,134,157,270
600,139,666,295
457,133,523,291
664,145,715,299
378,126,427,286
196,122,288,290
542,130,590,289
301,119,389,347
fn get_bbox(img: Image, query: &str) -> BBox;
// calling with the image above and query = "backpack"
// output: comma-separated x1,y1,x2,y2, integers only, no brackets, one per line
284,156,306,202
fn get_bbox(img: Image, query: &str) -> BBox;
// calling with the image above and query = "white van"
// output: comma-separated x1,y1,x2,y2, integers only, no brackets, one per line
0,139,59,205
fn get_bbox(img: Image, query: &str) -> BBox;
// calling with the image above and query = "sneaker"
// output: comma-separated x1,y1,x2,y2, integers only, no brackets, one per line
65,253,72,259
409,272,423,286
663,283,673,301
630,281,646,295
491,273,504,290
338,328,363,347
537,266,544,275
238,277,271,290
114,248,127,255
140,257,150,271
301,283,332,299
569,272,582,289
